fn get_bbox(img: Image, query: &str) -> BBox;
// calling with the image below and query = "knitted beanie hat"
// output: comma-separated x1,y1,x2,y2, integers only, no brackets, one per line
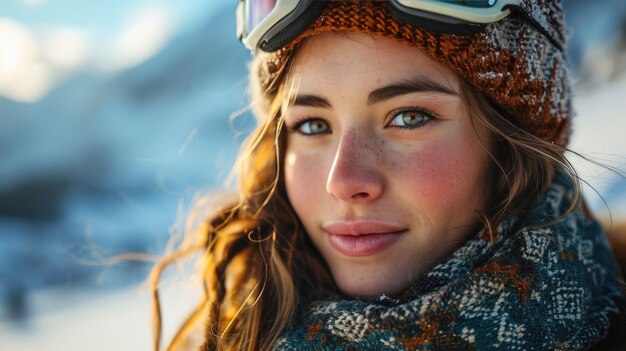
266,0,572,146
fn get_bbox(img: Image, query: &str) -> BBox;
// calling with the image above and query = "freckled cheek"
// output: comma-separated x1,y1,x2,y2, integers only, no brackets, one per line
390,140,487,212
284,150,330,216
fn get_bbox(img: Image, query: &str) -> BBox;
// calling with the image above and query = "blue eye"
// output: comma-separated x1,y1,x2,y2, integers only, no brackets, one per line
388,109,434,129
292,118,331,136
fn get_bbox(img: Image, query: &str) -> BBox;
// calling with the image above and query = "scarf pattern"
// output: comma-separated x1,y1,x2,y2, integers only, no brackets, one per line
274,175,624,350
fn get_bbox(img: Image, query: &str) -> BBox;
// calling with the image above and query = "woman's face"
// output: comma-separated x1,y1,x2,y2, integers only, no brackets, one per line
282,32,492,298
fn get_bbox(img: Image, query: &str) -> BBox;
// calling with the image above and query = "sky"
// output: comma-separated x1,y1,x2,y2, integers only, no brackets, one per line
0,0,224,102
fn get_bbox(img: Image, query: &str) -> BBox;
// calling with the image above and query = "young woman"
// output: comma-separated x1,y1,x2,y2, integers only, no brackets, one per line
152,1,625,350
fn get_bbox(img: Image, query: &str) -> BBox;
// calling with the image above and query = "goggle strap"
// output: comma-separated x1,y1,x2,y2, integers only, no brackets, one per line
387,2,486,36
503,5,563,52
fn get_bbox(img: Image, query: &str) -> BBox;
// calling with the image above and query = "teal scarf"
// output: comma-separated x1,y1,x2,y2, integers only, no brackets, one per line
274,174,625,350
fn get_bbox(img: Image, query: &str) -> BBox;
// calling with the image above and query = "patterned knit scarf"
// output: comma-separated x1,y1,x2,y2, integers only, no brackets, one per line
274,174,625,350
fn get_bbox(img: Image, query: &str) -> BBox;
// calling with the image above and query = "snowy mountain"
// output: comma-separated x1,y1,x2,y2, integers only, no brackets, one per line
0,3,250,320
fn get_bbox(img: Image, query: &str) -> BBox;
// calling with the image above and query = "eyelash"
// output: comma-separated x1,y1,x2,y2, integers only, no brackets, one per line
287,117,331,136
286,106,439,135
385,107,439,130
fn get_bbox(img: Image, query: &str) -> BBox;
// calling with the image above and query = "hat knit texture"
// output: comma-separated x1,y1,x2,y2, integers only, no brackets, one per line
270,0,572,146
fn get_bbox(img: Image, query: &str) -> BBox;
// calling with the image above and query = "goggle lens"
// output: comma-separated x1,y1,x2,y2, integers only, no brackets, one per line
246,0,277,36
239,0,559,53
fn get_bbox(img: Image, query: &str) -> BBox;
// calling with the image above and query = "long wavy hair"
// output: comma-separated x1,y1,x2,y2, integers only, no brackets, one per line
150,39,580,350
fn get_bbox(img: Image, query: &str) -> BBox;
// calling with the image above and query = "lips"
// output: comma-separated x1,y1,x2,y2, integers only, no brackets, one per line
323,221,406,256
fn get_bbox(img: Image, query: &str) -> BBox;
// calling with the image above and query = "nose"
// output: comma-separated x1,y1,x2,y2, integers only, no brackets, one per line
326,130,384,202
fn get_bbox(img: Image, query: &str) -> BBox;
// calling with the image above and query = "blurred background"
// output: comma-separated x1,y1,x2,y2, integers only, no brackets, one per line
0,1,625,350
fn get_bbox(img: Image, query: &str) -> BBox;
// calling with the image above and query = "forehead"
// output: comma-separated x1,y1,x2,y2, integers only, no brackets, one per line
287,31,459,92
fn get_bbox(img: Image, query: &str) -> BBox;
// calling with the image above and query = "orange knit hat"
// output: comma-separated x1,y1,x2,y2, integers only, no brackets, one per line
265,0,572,146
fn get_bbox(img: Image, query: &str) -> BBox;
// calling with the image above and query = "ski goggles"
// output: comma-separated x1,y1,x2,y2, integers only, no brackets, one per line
236,0,561,53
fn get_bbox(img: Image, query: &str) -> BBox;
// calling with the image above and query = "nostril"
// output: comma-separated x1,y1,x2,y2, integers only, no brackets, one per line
351,192,370,199
326,138,384,202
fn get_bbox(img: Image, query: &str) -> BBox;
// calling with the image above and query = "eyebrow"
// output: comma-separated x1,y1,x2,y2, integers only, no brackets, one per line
293,94,331,108
368,77,458,104
292,76,457,108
